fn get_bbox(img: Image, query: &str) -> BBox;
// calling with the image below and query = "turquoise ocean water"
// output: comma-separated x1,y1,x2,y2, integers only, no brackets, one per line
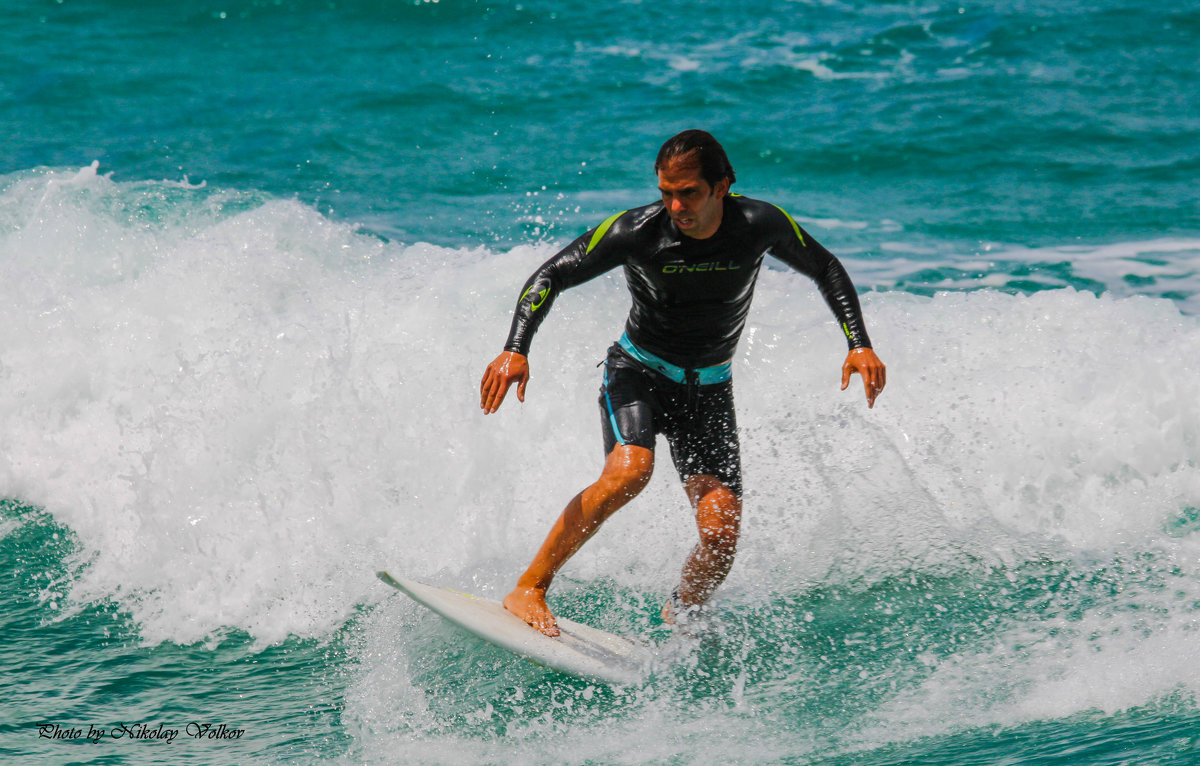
3,1,1199,763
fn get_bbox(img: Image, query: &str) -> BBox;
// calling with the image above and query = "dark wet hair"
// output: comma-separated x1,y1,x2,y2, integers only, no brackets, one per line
655,129,737,187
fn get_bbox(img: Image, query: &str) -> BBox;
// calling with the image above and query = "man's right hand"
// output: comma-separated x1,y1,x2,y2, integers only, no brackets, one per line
480,351,530,414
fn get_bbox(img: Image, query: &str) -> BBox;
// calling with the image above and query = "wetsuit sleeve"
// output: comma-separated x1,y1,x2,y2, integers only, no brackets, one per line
767,206,873,350
502,212,627,356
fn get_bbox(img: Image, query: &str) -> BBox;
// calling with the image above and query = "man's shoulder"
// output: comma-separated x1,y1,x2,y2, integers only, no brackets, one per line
582,201,667,254
612,200,667,231
726,194,806,244
727,194,790,224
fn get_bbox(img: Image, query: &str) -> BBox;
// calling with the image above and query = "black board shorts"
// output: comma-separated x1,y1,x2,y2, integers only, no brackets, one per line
598,343,743,497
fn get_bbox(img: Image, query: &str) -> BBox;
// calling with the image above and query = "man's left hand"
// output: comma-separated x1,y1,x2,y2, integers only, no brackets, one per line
841,348,887,408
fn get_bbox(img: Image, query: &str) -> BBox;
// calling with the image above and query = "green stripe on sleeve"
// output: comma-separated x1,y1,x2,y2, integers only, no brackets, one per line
586,210,626,254
771,204,806,247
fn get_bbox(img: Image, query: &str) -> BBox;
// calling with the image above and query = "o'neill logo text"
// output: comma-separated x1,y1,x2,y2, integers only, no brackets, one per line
662,261,740,274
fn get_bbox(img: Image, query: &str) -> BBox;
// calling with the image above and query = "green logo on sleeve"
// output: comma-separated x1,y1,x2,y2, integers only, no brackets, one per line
520,284,551,311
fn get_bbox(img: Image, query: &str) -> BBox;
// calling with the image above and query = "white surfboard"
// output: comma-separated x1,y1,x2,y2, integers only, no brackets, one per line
377,571,651,685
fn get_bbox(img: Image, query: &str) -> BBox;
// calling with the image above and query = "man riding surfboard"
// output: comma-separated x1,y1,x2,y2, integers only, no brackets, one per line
480,130,886,636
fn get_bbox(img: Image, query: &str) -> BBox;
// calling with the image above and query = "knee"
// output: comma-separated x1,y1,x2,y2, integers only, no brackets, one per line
692,481,741,553
600,444,654,498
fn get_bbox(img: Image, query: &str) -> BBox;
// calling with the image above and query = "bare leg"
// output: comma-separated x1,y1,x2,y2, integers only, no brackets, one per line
504,444,654,636
665,474,742,620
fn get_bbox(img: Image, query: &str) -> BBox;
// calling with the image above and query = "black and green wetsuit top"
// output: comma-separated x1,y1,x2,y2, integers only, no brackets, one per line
504,194,872,369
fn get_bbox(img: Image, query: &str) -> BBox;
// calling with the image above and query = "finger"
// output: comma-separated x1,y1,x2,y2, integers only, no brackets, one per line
492,380,510,413
480,368,493,404
483,376,507,414
841,361,852,391
480,370,497,410
872,364,886,393
516,373,528,403
865,365,886,407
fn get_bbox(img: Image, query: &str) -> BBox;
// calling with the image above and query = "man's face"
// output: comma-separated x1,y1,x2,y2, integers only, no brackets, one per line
657,161,729,240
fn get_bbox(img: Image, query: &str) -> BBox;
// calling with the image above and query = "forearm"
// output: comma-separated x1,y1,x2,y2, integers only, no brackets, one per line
504,267,560,356
815,256,872,350
502,223,621,355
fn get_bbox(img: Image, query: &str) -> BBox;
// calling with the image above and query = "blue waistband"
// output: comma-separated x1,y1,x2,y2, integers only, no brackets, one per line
617,332,732,385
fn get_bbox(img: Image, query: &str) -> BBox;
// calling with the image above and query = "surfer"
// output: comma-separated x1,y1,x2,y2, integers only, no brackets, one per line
480,130,886,637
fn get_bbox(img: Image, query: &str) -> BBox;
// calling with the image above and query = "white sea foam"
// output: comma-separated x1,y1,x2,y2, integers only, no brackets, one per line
2,168,1199,751
855,552,1200,746
850,236,1200,311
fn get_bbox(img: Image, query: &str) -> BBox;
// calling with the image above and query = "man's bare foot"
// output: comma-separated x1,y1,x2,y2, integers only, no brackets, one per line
662,588,704,626
662,595,681,624
503,585,560,637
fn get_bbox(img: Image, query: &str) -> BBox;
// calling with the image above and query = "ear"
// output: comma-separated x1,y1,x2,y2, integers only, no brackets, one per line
713,177,731,199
